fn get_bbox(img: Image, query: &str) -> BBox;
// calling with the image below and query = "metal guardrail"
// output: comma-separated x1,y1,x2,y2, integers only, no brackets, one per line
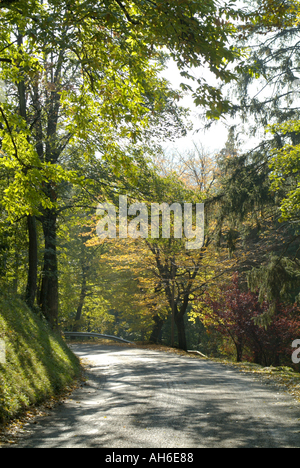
63,331,134,345
187,350,207,358
64,333,206,354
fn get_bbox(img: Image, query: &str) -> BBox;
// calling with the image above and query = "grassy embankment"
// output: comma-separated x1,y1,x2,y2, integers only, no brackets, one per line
0,295,81,423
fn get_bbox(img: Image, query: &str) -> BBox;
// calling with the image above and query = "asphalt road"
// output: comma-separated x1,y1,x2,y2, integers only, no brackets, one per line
9,344,300,448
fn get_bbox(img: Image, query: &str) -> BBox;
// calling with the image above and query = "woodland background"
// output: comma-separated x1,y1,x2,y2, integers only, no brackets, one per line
1,0,300,367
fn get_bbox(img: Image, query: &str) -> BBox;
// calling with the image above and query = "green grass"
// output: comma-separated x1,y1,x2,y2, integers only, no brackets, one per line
0,295,81,423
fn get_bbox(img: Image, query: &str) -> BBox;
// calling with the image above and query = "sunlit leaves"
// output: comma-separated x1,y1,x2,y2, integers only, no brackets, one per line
268,120,300,222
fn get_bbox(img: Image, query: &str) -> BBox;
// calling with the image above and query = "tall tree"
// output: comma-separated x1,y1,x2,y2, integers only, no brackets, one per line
0,19,182,326
209,1,300,323
0,0,245,327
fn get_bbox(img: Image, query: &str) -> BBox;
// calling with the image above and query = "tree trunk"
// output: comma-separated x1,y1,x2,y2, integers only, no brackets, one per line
17,32,39,310
175,313,187,352
149,314,164,343
235,340,243,363
73,269,87,331
25,215,38,309
40,209,58,329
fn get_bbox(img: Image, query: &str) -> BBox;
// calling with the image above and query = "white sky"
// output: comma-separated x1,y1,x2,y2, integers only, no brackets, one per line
160,59,232,156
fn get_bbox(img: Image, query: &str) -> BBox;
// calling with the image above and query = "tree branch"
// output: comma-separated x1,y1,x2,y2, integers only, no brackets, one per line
114,0,139,25
0,105,27,168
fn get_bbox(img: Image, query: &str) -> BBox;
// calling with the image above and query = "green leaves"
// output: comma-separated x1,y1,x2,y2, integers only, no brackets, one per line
268,120,300,222
0,0,248,328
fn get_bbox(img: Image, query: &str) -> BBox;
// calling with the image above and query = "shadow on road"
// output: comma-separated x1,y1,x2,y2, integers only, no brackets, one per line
10,345,300,448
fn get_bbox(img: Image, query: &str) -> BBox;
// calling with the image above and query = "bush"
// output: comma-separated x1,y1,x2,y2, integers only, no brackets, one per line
200,274,300,366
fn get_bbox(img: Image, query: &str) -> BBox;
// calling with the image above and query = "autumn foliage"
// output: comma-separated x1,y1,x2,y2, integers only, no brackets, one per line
199,274,300,366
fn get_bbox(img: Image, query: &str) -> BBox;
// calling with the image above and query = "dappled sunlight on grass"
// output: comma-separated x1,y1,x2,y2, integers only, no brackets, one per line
0,295,81,424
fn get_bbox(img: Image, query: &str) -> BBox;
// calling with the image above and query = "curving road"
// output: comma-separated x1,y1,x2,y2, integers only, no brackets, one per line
10,344,300,448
